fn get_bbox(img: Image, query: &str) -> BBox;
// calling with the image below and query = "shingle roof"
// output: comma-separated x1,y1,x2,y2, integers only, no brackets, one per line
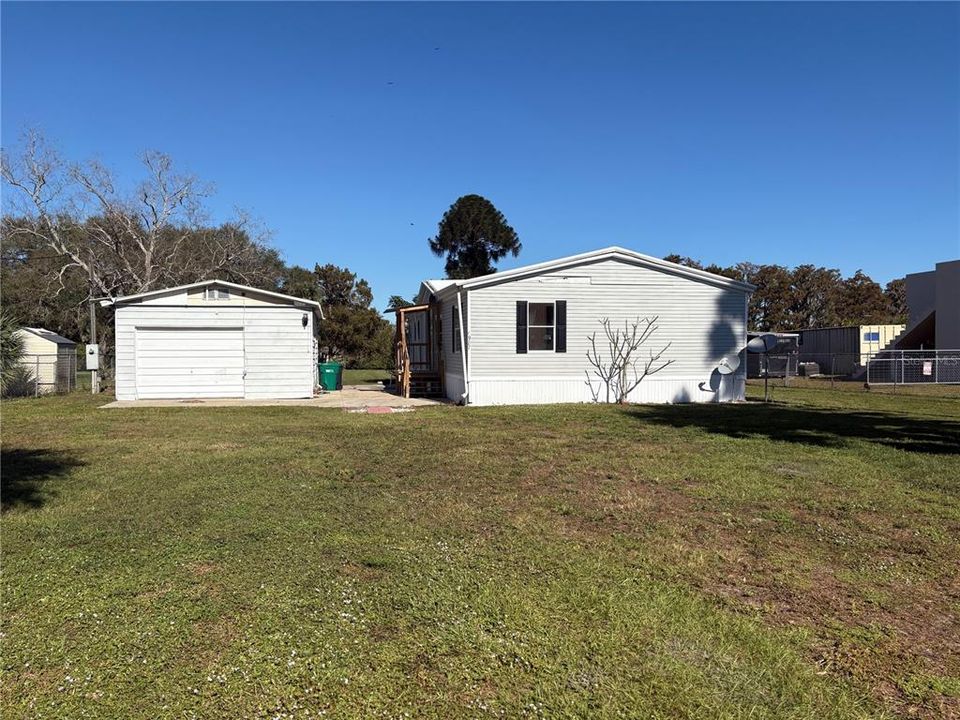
21,328,77,345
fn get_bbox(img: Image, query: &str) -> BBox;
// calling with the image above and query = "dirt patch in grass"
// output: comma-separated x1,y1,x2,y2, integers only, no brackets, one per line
559,468,960,719
206,442,243,452
187,615,241,671
187,562,220,577
504,445,958,717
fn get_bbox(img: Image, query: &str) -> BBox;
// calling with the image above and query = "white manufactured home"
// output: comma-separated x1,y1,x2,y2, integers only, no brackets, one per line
103,280,323,401
394,247,754,405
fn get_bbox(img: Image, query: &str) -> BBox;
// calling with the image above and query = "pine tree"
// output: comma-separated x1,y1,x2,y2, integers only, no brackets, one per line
429,195,521,279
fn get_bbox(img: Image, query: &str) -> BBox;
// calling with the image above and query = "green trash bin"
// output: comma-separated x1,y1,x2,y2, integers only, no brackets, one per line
318,361,343,391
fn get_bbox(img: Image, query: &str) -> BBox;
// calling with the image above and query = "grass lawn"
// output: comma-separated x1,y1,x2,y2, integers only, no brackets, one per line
341,368,391,385
3,387,958,719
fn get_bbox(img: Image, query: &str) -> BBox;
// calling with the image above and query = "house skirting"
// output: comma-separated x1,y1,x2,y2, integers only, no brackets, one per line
465,375,745,406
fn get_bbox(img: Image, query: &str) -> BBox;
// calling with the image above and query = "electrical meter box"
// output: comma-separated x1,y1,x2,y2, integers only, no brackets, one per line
86,344,100,371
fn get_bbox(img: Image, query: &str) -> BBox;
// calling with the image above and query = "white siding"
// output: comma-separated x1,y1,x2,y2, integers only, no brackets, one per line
463,257,748,405
438,294,468,402
113,305,316,400
132,286,286,307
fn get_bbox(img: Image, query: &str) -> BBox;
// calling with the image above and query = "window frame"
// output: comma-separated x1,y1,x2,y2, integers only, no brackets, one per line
452,308,462,353
527,301,556,352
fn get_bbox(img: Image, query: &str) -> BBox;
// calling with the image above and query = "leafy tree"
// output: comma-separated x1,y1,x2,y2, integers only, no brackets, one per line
786,265,842,328
836,270,890,325
280,265,323,304
314,264,373,307
0,310,26,395
663,254,703,269
387,295,415,310
663,253,903,330
748,264,794,331
308,264,394,369
884,278,907,323
429,194,521,279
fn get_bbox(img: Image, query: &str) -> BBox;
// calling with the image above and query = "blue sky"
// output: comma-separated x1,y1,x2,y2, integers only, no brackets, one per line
3,2,958,307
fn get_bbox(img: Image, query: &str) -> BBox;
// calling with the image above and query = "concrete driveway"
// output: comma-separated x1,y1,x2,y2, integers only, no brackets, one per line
100,384,447,411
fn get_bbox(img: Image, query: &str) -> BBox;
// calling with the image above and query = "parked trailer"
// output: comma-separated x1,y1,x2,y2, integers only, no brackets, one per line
746,332,799,378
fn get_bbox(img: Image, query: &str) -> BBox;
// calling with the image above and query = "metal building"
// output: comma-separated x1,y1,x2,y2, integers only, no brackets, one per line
793,324,905,377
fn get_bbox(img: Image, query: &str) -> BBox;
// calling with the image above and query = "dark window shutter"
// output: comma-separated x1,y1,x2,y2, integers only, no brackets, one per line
451,305,457,352
555,300,567,353
516,301,528,354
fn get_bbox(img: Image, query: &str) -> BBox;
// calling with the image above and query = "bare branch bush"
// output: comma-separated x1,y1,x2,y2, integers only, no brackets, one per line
584,316,675,403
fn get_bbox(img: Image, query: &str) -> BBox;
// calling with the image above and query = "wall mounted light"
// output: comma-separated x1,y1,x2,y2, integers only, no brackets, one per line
302,313,309,328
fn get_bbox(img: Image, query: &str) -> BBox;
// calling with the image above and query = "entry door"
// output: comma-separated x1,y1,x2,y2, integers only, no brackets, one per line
135,327,244,399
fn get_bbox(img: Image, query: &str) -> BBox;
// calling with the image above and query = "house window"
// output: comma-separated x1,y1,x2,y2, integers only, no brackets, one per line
451,307,461,353
204,287,230,301
528,302,555,351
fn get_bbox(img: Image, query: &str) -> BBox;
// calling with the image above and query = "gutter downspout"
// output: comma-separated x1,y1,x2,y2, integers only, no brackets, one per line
456,290,469,404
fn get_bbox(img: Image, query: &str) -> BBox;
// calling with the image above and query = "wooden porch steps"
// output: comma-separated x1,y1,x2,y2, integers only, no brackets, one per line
407,374,444,398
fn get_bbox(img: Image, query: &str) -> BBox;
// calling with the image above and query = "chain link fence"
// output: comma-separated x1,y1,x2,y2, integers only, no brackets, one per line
865,350,960,385
752,350,960,387
5,353,78,397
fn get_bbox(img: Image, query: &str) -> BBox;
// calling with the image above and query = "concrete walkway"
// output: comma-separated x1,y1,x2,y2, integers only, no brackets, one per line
100,384,447,411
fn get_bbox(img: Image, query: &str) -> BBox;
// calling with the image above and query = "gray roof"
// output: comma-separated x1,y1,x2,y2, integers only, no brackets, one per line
100,279,324,319
419,246,756,297
21,327,77,345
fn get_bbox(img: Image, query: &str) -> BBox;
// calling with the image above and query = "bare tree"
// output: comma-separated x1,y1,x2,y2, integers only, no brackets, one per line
1,128,279,301
585,316,675,403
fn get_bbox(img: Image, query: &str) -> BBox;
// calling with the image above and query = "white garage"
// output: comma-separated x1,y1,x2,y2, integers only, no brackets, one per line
103,280,323,401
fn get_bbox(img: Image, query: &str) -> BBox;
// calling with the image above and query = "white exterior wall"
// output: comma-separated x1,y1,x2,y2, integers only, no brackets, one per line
438,293,468,402
113,304,317,400
461,257,748,406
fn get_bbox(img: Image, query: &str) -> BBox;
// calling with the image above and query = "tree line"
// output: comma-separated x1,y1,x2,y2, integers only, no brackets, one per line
1,131,392,371
401,196,907,333
1,130,908,378
663,254,906,331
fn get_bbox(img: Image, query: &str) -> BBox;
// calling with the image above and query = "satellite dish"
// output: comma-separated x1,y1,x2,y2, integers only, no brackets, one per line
717,354,740,375
707,368,722,392
747,333,778,353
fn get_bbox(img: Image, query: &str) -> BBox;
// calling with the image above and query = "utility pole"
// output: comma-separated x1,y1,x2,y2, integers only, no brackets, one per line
88,247,99,395
89,296,98,394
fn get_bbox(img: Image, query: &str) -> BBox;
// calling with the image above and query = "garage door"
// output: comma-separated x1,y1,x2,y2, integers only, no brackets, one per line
135,328,244,399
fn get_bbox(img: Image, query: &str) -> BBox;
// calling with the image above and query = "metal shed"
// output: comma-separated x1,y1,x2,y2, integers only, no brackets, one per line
15,328,78,394
102,280,324,401
794,324,905,377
